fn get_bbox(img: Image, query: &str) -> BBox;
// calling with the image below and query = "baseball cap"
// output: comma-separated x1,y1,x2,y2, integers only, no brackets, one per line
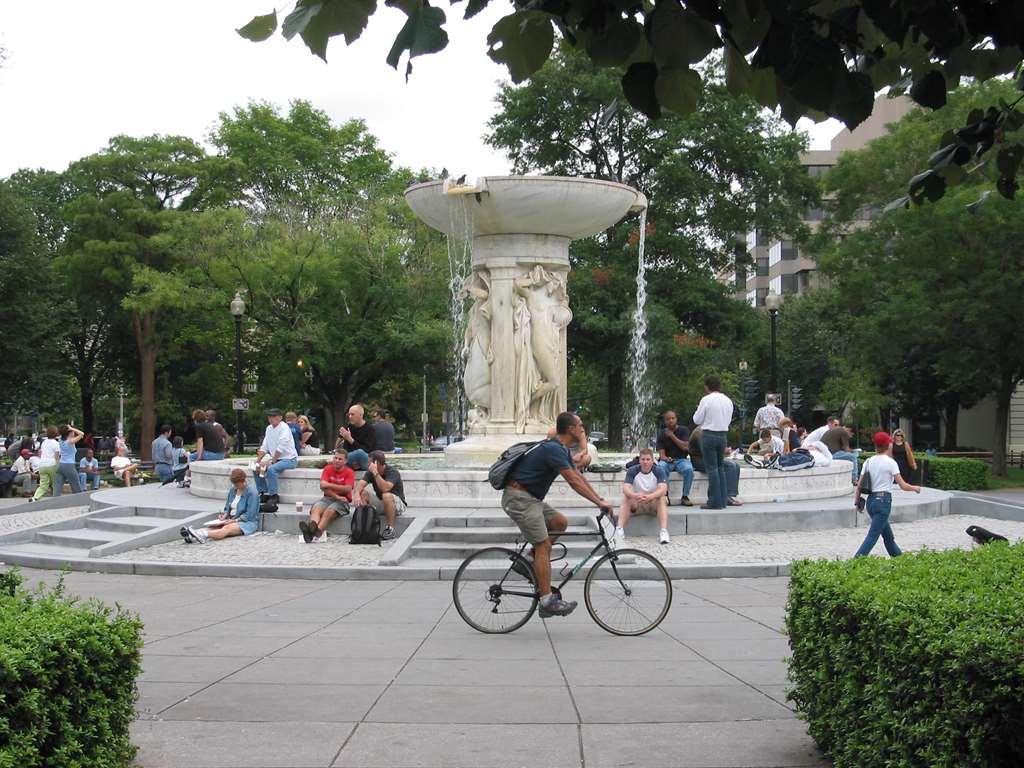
873,431,892,449
266,408,283,417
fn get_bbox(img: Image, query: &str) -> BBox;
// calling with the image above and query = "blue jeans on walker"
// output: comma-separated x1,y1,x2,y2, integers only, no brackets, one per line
658,458,694,499
347,449,369,471
256,457,297,495
189,451,225,462
832,450,859,482
854,492,901,557
79,472,102,491
700,430,729,509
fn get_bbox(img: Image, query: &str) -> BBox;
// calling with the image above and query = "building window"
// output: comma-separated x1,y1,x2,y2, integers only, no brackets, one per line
746,228,770,249
804,164,832,178
756,257,769,277
781,241,798,260
781,274,798,294
769,276,781,295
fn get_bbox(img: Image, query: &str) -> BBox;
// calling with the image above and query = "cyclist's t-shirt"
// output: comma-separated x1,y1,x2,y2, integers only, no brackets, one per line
507,439,572,500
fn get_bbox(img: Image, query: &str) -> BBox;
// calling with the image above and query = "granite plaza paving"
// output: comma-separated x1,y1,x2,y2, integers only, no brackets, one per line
19,568,825,768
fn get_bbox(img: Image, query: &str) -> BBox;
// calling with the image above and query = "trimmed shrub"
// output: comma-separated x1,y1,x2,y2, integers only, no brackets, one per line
919,455,990,490
787,545,1024,767
0,569,143,768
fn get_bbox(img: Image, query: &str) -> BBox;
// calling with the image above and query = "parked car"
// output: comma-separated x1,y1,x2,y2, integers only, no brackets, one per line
589,431,607,444
427,435,465,452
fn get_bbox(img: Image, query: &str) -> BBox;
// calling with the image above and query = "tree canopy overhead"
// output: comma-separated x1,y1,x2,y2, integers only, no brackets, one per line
239,0,1024,131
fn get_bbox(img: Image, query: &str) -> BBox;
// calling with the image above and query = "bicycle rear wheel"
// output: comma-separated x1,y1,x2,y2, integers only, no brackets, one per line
452,547,539,634
584,548,672,636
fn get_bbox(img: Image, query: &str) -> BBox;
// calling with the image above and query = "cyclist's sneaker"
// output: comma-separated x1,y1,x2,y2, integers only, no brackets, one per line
539,596,578,618
659,528,671,544
381,525,396,540
299,520,315,544
510,554,534,580
613,527,626,549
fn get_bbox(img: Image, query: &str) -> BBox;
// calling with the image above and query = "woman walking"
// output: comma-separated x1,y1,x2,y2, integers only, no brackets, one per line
57,425,85,494
31,426,62,501
891,429,918,484
853,431,921,558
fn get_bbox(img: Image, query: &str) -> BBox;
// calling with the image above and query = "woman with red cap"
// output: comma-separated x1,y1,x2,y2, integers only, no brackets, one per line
853,431,922,557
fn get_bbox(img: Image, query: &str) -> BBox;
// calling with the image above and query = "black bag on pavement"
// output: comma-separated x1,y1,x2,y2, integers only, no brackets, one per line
349,504,382,545
488,441,543,490
855,457,873,511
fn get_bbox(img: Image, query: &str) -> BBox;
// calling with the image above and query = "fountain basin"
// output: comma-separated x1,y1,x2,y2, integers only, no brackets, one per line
405,176,645,239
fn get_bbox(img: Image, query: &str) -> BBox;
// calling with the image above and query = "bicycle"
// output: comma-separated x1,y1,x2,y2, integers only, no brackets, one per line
452,507,672,636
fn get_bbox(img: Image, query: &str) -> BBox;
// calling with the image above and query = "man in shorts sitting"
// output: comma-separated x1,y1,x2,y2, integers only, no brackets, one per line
300,449,354,543
502,411,614,618
354,450,407,540
615,448,671,546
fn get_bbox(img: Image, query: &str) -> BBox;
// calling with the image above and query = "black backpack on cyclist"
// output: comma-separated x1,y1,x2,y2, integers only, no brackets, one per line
488,440,543,490
349,504,381,545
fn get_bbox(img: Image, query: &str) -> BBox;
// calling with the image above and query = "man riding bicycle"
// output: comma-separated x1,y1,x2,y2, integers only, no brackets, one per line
502,411,614,618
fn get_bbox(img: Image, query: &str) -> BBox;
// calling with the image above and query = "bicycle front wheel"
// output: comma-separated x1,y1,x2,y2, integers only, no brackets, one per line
584,548,672,636
452,547,539,634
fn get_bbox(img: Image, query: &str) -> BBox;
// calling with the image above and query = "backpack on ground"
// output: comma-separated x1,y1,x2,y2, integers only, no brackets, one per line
349,504,381,545
488,441,543,490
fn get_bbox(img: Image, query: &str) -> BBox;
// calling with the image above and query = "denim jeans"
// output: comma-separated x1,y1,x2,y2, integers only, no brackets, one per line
700,430,729,509
57,463,83,494
658,458,694,498
189,451,225,462
256,457,297,495
79,472,102,491
832,450,859,482
155,464,173,483
854,492,902,557
692,458,740,499
347,449,369,471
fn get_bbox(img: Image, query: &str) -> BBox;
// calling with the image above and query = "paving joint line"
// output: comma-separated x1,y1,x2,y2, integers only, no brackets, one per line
328,596,456,767
544,618,586,768
150,581,405,718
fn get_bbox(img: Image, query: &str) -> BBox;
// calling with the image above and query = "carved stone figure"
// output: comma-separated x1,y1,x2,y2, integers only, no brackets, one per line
461,270,492,422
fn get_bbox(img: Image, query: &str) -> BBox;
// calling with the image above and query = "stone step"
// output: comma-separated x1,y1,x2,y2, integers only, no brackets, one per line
34,528,134,550
0,542,97,560
408,540,603,561
86,515,172,533
420,525,597,543
433,514,598,528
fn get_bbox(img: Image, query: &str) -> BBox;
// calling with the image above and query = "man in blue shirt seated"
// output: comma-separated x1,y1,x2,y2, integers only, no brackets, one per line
502,411,614,618
615,448,671,547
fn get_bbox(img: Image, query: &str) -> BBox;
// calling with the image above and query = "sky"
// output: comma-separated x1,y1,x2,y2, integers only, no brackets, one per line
0,1,842,179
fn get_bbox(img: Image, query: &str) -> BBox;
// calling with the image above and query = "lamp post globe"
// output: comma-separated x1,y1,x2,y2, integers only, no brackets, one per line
764,292,783,395
230,292,246,454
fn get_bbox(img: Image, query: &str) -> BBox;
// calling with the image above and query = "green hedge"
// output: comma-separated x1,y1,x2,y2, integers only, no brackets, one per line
786,545,1024,768
919,455,990,490
0,570,143,768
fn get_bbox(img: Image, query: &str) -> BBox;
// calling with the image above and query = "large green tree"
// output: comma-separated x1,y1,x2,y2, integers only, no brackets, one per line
816,80,1024,474
62,135,217,458
487,48,815,444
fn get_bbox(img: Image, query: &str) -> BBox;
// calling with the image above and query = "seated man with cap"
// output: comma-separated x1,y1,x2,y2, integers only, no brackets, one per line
254,408,299,505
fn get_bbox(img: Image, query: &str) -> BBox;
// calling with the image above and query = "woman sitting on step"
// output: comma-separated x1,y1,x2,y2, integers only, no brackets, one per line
180,468,260,544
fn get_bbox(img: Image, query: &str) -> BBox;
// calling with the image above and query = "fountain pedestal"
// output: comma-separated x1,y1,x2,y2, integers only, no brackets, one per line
405,175,645,465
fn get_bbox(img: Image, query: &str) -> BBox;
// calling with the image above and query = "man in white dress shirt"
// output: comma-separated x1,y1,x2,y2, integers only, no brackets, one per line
804,417,839,446
692,375,734,510
255,408,299,504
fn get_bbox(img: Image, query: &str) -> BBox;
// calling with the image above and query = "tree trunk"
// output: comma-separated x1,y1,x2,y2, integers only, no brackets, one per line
132,311,158,461
992,373,1014,478
942,401,959,451
80,382,95,435
607,366,624,450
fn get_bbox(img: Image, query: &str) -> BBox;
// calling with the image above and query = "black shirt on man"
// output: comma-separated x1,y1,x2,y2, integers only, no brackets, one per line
656,425,691,460
195,421,225,453
346,422,376,453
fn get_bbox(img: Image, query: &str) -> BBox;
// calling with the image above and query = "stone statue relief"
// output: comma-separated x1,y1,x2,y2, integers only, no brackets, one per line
513,265,571,432
462,270,492,426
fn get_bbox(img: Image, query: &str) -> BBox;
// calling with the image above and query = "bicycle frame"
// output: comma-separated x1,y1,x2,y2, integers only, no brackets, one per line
496,510,626,599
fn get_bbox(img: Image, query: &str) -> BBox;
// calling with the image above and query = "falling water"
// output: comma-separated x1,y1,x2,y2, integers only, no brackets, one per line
626,208,651,450
446,193,474,432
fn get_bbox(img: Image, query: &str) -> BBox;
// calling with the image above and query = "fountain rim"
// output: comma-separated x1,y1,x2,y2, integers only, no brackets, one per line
404,174,644,201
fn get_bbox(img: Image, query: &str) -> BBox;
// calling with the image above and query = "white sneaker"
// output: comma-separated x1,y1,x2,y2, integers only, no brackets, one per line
187,526,208,544
314,531,327,543
659,528,671,544
613,527,626,549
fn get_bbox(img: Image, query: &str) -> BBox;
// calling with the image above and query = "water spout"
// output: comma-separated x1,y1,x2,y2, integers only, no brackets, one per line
626,206,651,450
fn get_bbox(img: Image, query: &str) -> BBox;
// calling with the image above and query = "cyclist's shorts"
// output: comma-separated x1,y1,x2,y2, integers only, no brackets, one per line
501,487,559,545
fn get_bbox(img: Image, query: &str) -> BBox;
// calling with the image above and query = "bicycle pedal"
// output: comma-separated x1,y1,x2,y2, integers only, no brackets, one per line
559,563,571,578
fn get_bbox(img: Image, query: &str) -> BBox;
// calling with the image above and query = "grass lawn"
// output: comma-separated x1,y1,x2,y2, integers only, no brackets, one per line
987,467,1024,489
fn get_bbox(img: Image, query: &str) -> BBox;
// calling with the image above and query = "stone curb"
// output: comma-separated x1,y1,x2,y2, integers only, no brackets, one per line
0,492,100,516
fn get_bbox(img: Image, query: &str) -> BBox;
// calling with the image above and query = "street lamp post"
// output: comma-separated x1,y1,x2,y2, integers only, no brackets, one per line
765,292,783,396
230,291,246,454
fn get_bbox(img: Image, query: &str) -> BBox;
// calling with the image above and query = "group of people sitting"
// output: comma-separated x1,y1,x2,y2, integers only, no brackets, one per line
179,405,406,545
